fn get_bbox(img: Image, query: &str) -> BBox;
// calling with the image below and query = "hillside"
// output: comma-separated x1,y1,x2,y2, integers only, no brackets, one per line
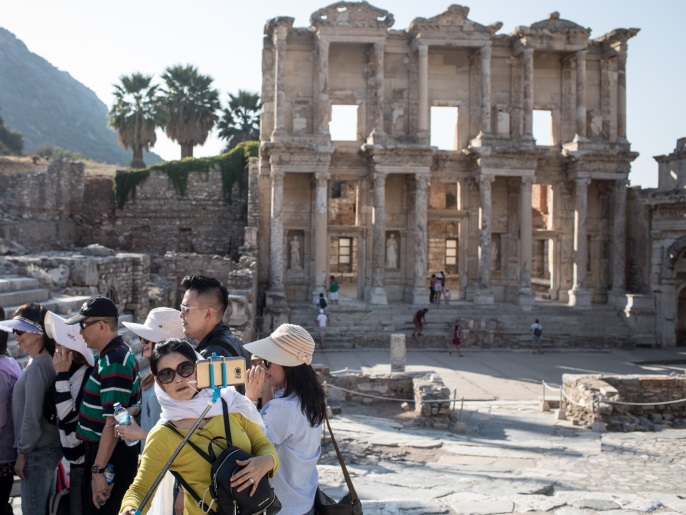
0,27,162,166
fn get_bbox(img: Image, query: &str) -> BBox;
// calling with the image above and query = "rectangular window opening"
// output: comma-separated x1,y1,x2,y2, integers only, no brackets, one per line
445,238,458,274
338,237,352,273
430,106,458,150
533,110,554,146
330,105,358,141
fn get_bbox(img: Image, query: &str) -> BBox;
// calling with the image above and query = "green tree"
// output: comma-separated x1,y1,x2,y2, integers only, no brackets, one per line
0,107,24,156
217,90,261,151
161,65,220,158
109,73,164,169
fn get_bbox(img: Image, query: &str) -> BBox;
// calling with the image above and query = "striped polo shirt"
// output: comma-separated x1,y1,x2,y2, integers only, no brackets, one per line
77,336,141,443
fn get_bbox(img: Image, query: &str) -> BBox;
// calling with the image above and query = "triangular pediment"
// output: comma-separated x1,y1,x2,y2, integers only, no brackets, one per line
528,12,590,36
409,5,502,35
310,1,394,29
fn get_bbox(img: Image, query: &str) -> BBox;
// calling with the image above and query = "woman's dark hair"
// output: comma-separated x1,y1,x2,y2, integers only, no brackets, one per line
13,303,55,356
0,306,8,355
150,338,197,375
283,364,327,427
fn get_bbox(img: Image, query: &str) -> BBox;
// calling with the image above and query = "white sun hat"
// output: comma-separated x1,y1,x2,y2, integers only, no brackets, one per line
122,307,184,343
45,311,95,367
244,323,315,367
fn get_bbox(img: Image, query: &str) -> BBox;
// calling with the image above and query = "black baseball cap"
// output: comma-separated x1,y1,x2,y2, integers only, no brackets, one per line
65,297,119,325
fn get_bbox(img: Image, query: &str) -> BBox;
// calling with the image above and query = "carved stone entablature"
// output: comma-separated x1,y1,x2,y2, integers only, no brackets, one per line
262,142,333,173
642,190,686,207
431,150,477,174
409,5,502,44
512,12,590,51
264,16,295,38
310,1,394,29
474,152,540,177
595,28,640,52
563,150,637,180
362,143,434,172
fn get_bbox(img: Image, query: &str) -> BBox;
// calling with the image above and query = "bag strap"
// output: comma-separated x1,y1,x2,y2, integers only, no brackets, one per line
163,422,213,463
323,414,360,505
221,398,232,446
169,470,214,514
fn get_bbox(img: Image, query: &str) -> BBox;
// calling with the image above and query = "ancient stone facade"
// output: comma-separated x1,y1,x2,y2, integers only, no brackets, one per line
257,2,639,316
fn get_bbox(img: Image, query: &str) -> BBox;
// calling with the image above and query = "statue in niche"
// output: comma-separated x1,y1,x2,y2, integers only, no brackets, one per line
289,236,302,270
386,233,398,269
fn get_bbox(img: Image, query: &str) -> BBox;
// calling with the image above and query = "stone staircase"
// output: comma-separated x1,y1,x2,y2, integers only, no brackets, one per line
288,298,639,350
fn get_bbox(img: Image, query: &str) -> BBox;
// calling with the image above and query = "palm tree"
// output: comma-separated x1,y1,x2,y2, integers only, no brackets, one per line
217,90,261,151
109,73,164,169
161,65,220,158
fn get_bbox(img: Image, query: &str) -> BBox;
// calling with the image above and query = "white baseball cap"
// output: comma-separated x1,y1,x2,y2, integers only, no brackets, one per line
122,307,184,343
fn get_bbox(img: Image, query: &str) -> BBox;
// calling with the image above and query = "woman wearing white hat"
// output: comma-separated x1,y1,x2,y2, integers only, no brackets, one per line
119,308,185,447
244,324,327,515
45,311,95,515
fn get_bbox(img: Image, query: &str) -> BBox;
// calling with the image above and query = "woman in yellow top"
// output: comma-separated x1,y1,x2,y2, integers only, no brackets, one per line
119,339,278,515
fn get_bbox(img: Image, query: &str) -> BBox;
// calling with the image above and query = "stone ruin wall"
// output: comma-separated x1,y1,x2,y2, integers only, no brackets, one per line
562,374,686,431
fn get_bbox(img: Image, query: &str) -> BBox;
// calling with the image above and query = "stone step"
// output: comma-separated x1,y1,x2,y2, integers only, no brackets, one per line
0,288,50,307
0,276,41,293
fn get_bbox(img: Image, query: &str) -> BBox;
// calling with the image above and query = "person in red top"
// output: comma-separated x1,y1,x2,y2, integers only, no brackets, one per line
412,309,428,337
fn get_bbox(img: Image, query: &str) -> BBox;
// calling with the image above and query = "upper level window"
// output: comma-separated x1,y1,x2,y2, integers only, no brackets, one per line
430,106,458,150
533,110,554,146
330,105,358,141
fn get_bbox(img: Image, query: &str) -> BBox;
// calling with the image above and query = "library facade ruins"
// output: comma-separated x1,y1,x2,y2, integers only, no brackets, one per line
1,2,686,349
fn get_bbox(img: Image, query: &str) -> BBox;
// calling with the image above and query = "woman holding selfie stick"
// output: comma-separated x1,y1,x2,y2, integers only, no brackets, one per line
119,339,278,515
244,324,327,515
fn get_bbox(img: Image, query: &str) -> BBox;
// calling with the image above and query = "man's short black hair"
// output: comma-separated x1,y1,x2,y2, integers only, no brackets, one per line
181,275,229,315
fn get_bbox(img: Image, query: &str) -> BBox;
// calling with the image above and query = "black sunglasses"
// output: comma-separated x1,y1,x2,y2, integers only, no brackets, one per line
12,329,25,336
263,360,271,369
79,319,103,330
157,361,195,385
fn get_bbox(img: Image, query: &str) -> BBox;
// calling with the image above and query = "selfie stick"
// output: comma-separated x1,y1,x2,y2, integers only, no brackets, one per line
135,353,225,515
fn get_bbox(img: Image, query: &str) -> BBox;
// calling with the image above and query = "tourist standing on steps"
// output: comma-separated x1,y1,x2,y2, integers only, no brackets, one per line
245,324,326,515
412,308,429,337
315,309,327,348
328,276,339,305
45,311,95,515
531,319,543,354
429,274,436,304
65,297,140,515
316,293,328,311
0,306,22,515
1,303,62,515
435,271,445,304
180,275,251,394
451,324,463,356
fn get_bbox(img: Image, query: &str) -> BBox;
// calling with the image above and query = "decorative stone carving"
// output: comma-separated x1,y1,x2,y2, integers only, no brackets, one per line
386,232,398,269
310,2,394,28
289,235,302,270
409,5,502,34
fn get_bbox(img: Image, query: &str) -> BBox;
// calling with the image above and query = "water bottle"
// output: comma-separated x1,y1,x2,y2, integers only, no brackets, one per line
113,402,139,447
104,464,115,485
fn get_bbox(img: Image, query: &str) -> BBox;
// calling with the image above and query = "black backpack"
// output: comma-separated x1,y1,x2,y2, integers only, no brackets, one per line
165,399,281,515
533,327,542,337
319,297,327,309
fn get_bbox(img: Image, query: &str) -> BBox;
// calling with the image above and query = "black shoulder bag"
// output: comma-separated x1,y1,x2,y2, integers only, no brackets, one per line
164,399,281,515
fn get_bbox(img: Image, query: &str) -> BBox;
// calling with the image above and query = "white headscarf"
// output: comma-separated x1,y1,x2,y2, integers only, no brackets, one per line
154,350,265,431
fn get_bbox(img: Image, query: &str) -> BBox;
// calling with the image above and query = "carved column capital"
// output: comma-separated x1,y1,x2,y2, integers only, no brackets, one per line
372,171,387,185
575,177,591,189
415,174,429,189
479,175,496,188
521,176,535,188
271,170,285,185
313,172,330,188
417,41,428,57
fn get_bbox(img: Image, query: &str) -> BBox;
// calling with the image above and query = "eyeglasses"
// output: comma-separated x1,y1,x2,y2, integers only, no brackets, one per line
79,319,103,330
262,360,271,369
140,337,154,346
179,304,212,317
156,361,195,384
12,329,25,336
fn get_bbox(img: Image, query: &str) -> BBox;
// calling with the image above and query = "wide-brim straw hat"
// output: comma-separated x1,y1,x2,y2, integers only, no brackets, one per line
122,307,184,343
244,323,315,367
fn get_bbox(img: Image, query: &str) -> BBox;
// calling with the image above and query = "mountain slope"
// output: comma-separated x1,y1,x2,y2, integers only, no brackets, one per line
0,27,162,166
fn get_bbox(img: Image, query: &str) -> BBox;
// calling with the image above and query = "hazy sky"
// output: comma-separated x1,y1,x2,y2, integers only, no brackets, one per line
3,0,683,187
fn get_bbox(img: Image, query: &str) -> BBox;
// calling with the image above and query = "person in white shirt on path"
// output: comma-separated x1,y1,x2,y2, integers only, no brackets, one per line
244,324,327,515
315,309,327,349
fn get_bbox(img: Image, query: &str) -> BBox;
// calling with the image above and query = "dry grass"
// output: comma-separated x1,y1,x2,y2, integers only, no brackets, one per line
0,155,123,176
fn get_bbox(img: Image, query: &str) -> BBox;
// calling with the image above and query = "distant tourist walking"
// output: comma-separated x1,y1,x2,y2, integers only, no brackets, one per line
315,308,328,348
531,319,543,354
451,324,463,356
412,308,429,337
444,288,451,305
317,293,328,310
328,276,339,305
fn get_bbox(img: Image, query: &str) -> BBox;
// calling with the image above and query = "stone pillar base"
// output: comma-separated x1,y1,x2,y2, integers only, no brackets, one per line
410,287,430,305
517,288,535,307
474,288,494,305
567,287,592,307
608,289,629,309
366,286,388,305
263,290,290,333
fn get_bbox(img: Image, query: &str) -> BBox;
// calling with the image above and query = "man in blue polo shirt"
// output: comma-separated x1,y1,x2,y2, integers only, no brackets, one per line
66,297,140,515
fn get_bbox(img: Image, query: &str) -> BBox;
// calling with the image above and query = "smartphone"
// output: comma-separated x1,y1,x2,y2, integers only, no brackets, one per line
195,357,246,389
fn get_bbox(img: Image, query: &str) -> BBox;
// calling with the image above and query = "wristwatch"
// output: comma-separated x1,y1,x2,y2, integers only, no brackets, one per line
91,465,106,474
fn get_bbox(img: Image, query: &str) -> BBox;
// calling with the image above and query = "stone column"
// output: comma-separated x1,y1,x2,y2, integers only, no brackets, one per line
575,49,588,140
616,44,627,142
314,37,330,135
609,178,627,305
312,172,329,302
523,47,534,141
568,177,592,306
272,23,289,138
369,171,388,304
417,43,429,138
518,177,535,305
268,170,285,292
369,41,386,142
476,176,495,304
480,42,493,135
412,175,429,304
